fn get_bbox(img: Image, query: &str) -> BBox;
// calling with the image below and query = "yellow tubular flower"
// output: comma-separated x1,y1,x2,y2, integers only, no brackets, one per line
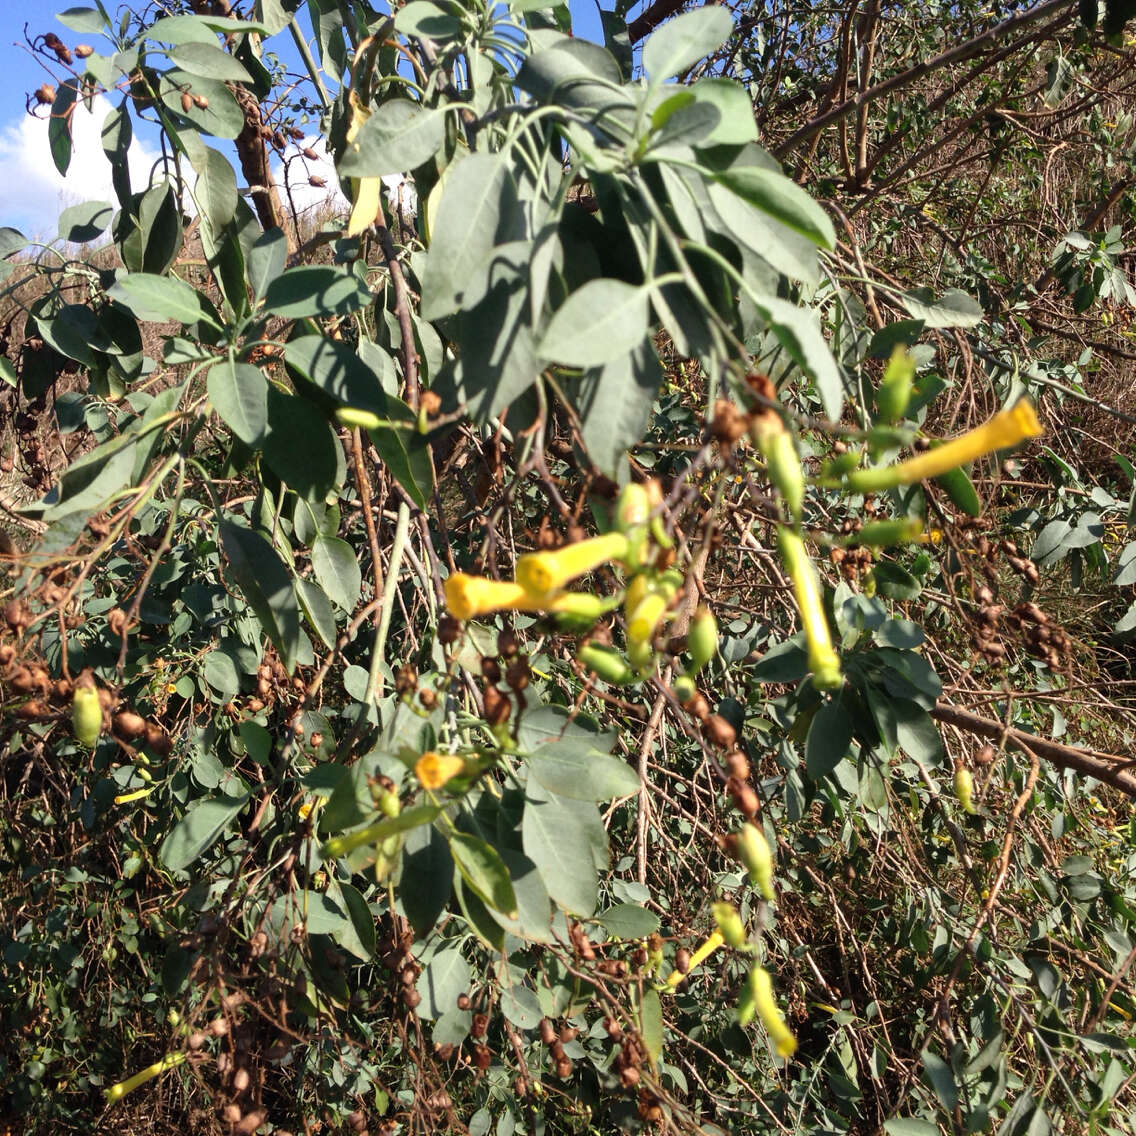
776,527,842,690
665,929,725,988
628,591,669,646
443,573,541,620
751,412,805,521
415,751,466,790
749,966,798,1058
104,1051,187,1104
515,531,630,596
844,399,1042,493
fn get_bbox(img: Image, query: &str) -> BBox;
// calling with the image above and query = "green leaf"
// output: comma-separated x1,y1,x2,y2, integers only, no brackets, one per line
160,792,249,872
687,78,758,146
219,521,302,671
642,7,734,84
247,227,287,302
401,823,454,937
487,849,553,943
296,577,337,648
715,165,835,249
169,41,253,82
901,287,984,328
416,948,471,1021
192,143,239,227
285,335,389,417
263,266,372,318
330,881,377,960
0,227,27,260
805,700,853,780
58,200,113,244
933,466,981,517
638,986,663,1066
883,1121,940,1136
57,7,108,34
517,705,617,757
337,100,447,177
366,421,434,511
748,293,843,420
540,280,650,368
921,1048,958,1112
40,434,138,521
419,153,519,320
207,360,267,446
50,80,79,177
500,984,543,1030
262,386,340,502
311,536,361,612
449,833,517,918
107,272,215,326
599,903,660,939
393,1,462,38
523,779,607,917
575,338,661,477
528,748,639,802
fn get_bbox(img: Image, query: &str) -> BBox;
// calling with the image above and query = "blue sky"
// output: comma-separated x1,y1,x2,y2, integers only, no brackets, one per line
0,0,616,238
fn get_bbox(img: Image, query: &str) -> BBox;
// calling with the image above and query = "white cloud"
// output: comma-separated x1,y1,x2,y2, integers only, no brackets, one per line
0,95,161,240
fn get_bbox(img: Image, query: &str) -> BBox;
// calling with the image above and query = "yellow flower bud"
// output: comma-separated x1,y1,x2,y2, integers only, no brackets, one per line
664,929,725,988
751,412,805,521
515,531,630,596
844,399,1042,493
736,822,775,901
776,527,842,691
627,591,669,646
104,1051,186,1104
615,482,651,530
954,767,976,814
711,901,748,949
748,966,797,1058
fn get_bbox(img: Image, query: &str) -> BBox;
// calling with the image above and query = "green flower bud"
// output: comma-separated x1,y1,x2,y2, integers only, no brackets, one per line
72,685,102,749
736,822,775,901
687,605,719,673
578,643,636,686
876,346,916,424
954,767,976,814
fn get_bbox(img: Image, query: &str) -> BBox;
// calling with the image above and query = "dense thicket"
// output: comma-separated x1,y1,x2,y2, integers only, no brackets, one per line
2,2,1136,1134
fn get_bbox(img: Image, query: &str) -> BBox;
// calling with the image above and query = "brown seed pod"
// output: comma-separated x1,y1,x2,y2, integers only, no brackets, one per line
232,1067,250,1094
145,724,173,756
702,714,736,749
209,1016,229,1037
302,147,320,161
540,1018,556,1045
603,1016,623,1041
181,91,194,113
619,1065,641,1088
113,711,147,739
402,987,421,1011
107,607,129,635
9,667,35,694
725,749,750,780
975,744,996,766
438,615,461,645
482,685,511,726
457,992,471,1010
559,1025,578,1043
75,44,93,58
471,1012,488,1038
235,1111,266,1135
15,700,47,720
683,692,711,722
193,94,209,109
497,628,519,657
555,1057,573,1079
481,657,501,683
188,1031,207,1050
418,688,437,710
4,601,30,632
347,1110,367,1133
474,1044,491,1071
709,398,749,446
727,776,759,819
675,948,691,974
222,1103,242,1124
549,1039,565,1061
